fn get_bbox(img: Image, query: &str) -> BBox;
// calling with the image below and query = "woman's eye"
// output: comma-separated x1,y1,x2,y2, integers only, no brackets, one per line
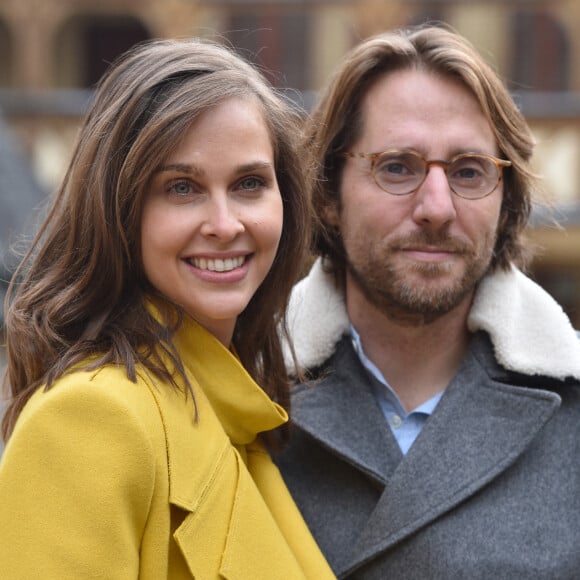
238,176,266,191
167,180,195,196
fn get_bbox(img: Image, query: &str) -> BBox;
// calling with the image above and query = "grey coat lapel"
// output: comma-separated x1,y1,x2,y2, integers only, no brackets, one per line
345,333,561,576
291,336,402,485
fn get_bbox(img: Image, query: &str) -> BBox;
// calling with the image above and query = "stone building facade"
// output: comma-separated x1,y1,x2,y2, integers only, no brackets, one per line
0,0,579,324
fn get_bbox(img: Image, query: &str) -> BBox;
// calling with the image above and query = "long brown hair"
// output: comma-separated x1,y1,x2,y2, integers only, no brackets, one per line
306,24,539,282
2,38,310,445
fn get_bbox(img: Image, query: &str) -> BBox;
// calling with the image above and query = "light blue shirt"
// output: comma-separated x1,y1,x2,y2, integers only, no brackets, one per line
350,325,444,455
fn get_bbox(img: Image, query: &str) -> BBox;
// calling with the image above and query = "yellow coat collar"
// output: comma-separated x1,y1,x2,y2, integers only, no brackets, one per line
140,316,335,578
142,312,287,512
173,315,288,444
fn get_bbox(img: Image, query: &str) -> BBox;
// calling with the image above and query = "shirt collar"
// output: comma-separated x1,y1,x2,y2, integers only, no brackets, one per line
350,324,444,417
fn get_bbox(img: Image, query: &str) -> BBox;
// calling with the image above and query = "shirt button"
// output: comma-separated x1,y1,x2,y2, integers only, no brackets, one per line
390,414,403,429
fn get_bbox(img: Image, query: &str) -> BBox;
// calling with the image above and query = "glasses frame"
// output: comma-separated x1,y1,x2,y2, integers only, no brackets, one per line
341,149,512,200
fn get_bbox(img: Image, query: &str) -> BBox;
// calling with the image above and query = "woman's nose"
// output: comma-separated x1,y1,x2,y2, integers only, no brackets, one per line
200,197,245,240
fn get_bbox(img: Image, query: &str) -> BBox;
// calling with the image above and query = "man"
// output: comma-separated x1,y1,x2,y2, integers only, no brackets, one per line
277,25,580,579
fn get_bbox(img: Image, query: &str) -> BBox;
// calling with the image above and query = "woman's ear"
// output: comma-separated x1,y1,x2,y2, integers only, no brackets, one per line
322,202,340,227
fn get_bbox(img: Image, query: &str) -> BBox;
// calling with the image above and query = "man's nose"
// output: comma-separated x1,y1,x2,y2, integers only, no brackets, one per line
411,165,457,228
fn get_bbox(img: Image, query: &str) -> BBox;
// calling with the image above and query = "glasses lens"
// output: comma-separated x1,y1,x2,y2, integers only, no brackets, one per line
373,151,425,195
448,155,499,198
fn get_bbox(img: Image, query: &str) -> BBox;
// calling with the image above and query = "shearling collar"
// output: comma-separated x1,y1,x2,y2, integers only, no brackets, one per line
283,258,580,381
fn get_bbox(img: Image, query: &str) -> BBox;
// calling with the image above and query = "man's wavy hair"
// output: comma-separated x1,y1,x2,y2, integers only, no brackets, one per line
2,38,310,447
305,24,539,281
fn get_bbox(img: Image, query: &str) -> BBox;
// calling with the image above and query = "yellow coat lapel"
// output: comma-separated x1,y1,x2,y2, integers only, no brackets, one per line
149,317,334,578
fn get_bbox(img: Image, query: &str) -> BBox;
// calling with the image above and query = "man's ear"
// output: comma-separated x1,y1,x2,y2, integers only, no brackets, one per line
498,205,509,230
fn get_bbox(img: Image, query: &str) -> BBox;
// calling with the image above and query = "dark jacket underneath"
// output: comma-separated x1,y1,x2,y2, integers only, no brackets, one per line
277,332,580,579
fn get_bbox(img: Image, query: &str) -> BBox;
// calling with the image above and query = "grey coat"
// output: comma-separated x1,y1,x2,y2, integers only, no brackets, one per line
277,260,580,579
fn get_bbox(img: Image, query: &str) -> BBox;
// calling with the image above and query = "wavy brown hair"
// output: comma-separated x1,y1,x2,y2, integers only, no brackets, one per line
2,38,310,446
305,24,539,282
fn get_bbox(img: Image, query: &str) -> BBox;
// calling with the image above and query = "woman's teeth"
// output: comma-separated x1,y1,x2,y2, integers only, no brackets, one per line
191,256,245,272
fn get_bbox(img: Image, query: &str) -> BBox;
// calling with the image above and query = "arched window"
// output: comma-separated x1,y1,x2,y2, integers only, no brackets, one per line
409,8,447,28
0,19,13,87
510,10,570,91
224,6,311,90
55,15,151,88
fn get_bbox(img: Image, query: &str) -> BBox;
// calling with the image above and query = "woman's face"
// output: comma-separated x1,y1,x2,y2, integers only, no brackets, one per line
141,97,284,346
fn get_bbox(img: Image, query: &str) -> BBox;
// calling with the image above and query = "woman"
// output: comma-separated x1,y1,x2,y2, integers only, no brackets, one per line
0,38,334,579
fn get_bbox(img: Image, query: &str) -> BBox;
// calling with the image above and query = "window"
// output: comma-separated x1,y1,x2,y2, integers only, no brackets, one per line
0,19,13,87
224,6,310,90
55,15,151,88
510,11,570,91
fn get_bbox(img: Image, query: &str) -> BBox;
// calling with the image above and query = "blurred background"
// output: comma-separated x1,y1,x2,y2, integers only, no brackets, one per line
1,0,579,351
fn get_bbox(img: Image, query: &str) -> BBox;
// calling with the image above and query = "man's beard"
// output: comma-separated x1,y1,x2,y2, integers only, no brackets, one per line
345,229,496,326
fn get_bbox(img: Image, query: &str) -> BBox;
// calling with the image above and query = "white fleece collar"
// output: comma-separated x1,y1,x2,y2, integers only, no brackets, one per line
284,258,580,381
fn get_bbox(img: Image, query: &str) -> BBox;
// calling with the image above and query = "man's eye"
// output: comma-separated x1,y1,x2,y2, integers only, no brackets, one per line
376,157,416,178
450,159,487,181
383,162,408,175
455,167,482,179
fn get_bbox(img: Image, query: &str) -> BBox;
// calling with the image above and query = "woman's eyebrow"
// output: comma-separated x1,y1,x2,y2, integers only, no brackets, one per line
155,160,273,176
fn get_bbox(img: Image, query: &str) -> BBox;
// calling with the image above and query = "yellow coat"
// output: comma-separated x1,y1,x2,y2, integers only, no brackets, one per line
0,317,335,579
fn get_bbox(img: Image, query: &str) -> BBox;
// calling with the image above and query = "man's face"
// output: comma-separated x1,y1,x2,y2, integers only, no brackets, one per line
333,68,504,325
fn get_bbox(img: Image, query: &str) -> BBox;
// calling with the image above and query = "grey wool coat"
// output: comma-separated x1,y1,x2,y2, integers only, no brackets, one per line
276,259,580,580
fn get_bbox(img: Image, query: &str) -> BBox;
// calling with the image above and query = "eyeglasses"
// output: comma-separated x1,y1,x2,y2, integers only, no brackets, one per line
341,149,512,200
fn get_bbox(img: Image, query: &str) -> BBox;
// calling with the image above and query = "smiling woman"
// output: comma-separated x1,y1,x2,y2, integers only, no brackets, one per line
141,97,284,346
0,38,334,579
